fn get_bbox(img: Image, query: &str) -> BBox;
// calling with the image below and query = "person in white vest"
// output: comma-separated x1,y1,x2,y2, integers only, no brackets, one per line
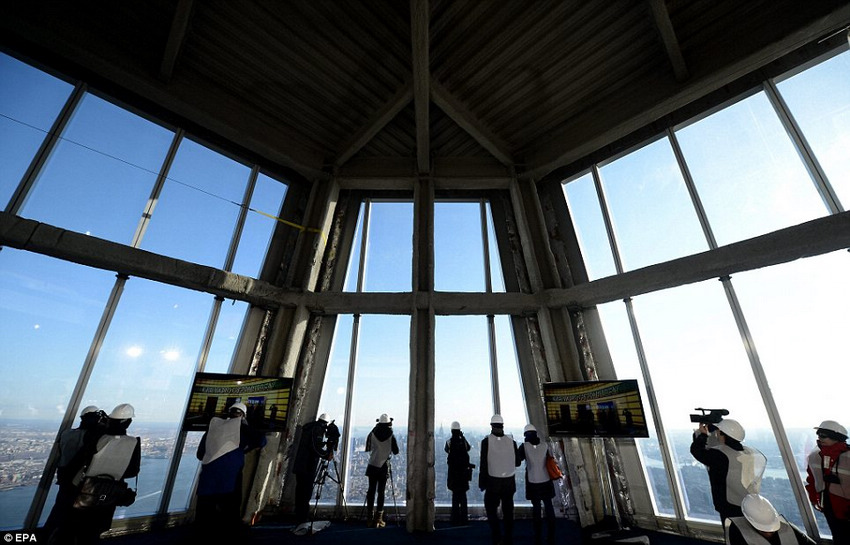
725,494,813,545
195,401,267,540
479,414,520,545
691,418,767,524
804,420,849,544
364,413,399,528
517,424,556,545
67,403,141,545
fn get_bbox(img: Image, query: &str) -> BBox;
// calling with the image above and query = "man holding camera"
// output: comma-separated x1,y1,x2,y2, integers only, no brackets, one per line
691,418,766,524
293,413,337,524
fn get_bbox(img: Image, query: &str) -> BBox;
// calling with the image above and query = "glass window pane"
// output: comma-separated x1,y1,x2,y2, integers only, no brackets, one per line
776,51,850,209
732,251,849,537
141,138,250,268
344,315,409,507
362,202,412,292
435,202,486,292
0,250,115,530
485,203,506,293
564,172,618,280
230,173,288,278
80,278,213,519
202,300,250,374
0,53,74,207
675,92,827,246
343,204,366,292
599,138,707,271
631,280,798,523
597,302,675,516
435,316,493,506
166,432,204,512
20,93,174,244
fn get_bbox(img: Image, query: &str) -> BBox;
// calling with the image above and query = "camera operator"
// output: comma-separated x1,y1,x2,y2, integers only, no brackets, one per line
691,417,766,525
292,413,336,524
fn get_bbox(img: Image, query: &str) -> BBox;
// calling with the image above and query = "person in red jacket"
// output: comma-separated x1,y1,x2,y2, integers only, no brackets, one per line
805,420,849,544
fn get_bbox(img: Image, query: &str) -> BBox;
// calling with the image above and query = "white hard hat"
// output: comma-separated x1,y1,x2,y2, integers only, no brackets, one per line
716,418,745,442
451,421,461,430
524,424,537,433
741,494,780,533
80,405,100,416
490,414,504,425
815,420,847,437
318,413,329,422
229,402,248,415
378,413,391,424
109,403,135,419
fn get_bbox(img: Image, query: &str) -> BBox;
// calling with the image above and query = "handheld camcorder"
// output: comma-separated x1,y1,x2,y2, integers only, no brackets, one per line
325,420,341,452
690,408,729,432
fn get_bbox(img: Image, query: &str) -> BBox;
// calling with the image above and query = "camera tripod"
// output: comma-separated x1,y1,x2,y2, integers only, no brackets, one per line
310,455,348,527
358,458,401,527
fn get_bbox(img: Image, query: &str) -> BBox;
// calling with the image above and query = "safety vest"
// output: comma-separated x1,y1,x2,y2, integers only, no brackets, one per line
368,433,394,468
715,444,766,505
808,449,850,500
86,435,137,479
202,416,242,465
523,442,550,484
487,433,516,478
727,517,797,545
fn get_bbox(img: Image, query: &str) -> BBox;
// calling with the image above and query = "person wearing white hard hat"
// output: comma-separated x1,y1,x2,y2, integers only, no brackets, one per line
444,421,472,525
691,418,767,524
195,400,267,541
479,414,520,545
65,403,141,544
517,424,557,545
43,405,108,542
724,494,813,544
364,413,399,528
292,412,335,524
805,419,849,544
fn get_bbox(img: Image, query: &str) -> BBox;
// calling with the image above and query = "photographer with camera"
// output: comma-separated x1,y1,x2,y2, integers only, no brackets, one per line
805,420,849,544
690,409,766,525
292,413,337,525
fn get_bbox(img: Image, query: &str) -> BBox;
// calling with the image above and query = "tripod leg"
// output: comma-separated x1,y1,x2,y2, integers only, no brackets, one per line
387,461,400,526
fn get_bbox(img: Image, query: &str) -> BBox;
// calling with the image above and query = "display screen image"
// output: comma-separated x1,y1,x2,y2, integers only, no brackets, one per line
543,379,649,438
182,372,292,432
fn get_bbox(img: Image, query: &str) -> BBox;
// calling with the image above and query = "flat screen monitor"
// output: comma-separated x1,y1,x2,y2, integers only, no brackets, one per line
543,379,649,438
182,372,292,432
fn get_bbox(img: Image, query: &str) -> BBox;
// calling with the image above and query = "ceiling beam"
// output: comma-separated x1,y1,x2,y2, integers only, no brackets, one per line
159,0,195,82
334,80,413,168
431,79,514,166
647,0,689,82
411,0,430,174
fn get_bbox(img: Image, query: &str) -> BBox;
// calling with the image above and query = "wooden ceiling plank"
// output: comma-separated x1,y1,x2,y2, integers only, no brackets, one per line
159,0,194,82
411,0,430,173
431,79,514,166
335,80,414,167
647,0,690,82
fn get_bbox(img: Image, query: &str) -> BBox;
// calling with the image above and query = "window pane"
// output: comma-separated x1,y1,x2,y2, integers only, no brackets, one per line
230,173,288,278
80,278,213,519
20,93,174,244
732,251,850,537
485,203,506,292
344,315,409,507
599,138,707,270
597,302,675,516
0,53,73,207
435,316,492,506
776,51,850,209
342,204,366,292
203,300,250,374
435,202,486,292
675,92,827,246
140,138,250,268
631,280,797,523
564,172,618,280
363,202,412,292
0,250,115,530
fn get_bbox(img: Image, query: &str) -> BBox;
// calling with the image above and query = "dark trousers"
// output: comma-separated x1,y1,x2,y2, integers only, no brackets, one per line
531,498,556,545
366,475,388,512
450,489,468,524
824,494,850,545
194,492,243,541
484,488,514,545
294,471,315,523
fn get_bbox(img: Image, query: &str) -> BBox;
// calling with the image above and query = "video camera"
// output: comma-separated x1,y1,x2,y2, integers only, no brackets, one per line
324,420,341,452
690,408,729,432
